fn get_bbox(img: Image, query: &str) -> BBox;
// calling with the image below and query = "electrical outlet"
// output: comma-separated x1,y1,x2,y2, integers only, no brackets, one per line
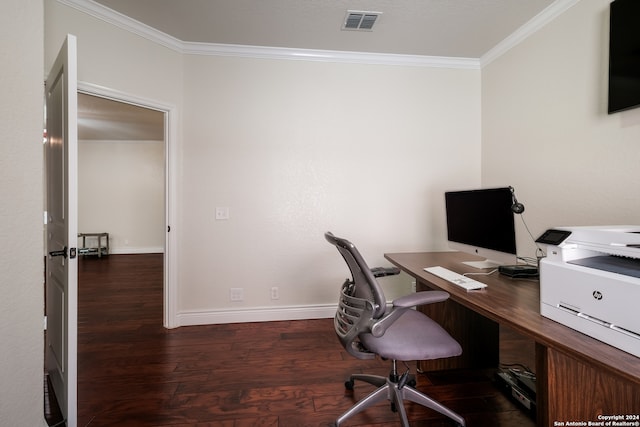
230,287,243,302
271,287,279,300
215,207,230,220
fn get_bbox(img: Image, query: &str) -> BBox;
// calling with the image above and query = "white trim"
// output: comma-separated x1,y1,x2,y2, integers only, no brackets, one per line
79,139,163,144
77,82,172,113
481,0,582,67
77,81,180,329
177,304,337,326
163,96,180,329
183,42,480,69
56,0,183,52
58,0,577,69
57,0,479,69
108,247,164,255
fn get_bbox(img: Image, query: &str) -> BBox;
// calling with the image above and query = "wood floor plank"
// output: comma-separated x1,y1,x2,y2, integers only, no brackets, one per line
45,254,536,427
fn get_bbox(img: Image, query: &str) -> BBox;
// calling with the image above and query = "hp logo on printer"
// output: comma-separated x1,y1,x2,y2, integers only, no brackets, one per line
592,291,603,300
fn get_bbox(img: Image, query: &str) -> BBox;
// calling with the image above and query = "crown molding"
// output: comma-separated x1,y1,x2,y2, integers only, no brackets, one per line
182,41,480,69
481,0,581,67
58,0,575,69
57,0,184,52
56,0,480,69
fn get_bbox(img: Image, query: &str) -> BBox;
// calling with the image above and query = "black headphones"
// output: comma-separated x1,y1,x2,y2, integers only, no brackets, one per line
509,186,525,214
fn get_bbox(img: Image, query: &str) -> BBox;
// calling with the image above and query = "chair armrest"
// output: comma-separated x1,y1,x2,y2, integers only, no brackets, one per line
392,290,450,308
371,291,450,337
370,266,401,278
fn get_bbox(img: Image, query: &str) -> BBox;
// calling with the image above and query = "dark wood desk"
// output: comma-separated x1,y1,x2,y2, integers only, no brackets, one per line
385,251,640,426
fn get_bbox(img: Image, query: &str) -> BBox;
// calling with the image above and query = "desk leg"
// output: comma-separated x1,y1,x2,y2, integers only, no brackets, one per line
537,344,640,425
416,279,499,372
535,343,549,427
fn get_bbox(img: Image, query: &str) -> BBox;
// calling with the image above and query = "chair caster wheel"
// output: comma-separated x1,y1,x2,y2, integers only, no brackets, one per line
344,379,354,390
408,379,417,388
390,402,397,413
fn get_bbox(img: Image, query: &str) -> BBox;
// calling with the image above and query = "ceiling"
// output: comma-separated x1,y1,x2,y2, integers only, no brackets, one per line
79,0,560,140
92,0,558,58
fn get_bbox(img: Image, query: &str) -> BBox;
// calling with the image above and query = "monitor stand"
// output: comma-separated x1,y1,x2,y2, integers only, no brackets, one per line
462,259,501,269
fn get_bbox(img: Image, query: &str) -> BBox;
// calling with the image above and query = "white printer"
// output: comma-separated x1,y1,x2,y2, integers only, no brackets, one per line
537,225,640,358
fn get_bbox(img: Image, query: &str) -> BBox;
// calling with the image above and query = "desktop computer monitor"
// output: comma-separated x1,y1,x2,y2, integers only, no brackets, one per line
444,187,517,269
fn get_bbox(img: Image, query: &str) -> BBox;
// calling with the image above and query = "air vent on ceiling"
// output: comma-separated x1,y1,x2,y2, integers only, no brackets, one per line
342,11,381,31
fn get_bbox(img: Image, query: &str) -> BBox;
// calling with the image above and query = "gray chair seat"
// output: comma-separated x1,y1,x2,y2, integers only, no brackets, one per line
361,308,462,361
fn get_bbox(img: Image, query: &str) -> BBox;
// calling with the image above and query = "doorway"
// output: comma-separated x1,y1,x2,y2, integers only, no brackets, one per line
45,86,179,425
77,93,165,256
77,83,178,329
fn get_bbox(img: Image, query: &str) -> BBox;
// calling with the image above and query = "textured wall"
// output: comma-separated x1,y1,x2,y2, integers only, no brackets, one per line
482,0,640,259
78,140,165,253
179,55,481,318
0,1,46,426
46,0,482,325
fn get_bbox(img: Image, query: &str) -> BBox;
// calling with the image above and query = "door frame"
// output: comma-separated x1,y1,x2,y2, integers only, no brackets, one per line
77,82,179,328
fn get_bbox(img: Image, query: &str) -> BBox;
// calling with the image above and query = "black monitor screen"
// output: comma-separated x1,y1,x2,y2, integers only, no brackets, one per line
445,187,517,255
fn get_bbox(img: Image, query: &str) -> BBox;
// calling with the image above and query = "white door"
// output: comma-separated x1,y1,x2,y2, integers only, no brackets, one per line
45,34,78,427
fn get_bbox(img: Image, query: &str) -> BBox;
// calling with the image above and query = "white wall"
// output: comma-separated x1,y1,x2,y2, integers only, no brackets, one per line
178,55,480,321
46,1,481,325
0,1,45,426
78,140,165,254
482,0,640,260
51,0,640,326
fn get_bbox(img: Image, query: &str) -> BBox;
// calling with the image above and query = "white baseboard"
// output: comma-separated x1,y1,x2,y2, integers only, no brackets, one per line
109,246,164,255
176,304,336,326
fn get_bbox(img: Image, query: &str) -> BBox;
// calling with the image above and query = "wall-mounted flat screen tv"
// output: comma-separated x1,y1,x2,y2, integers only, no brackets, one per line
608,0,640,114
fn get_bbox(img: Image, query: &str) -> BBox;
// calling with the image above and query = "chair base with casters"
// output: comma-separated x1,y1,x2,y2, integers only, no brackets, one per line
337,360,465,426
325,232,466,427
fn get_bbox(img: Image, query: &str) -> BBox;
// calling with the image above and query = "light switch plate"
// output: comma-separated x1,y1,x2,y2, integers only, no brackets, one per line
215,207,229,220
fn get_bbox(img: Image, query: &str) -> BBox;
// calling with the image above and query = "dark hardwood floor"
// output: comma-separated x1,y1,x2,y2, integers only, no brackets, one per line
46,254,535,427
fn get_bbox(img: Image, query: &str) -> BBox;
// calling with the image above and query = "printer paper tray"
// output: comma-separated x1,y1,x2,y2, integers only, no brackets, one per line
541,302,640,358
568,255,640,279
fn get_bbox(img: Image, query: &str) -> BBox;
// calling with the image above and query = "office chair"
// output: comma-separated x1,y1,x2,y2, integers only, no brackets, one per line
325,232,466,427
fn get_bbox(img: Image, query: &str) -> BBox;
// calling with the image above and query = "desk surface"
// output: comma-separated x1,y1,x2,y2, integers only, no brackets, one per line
384,251,640,386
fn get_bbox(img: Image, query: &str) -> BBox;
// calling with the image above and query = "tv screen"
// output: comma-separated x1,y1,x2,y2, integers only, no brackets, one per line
445,187,517,268
608,0,640,114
